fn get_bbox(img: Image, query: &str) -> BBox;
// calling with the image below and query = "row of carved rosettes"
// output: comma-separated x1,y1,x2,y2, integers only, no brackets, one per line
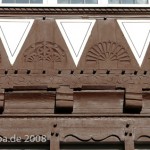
23,41,132,69
0,73,149,88
0,41,136,69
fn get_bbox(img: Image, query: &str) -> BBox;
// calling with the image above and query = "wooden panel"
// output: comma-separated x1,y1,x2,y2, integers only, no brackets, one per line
0,117,148,143
73,90,124,114
4,91,55,114
79,19,137,70
13,19,75,70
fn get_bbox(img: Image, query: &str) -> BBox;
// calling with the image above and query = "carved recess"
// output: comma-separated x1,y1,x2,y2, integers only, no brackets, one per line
23,41,66,69
86,41,131,69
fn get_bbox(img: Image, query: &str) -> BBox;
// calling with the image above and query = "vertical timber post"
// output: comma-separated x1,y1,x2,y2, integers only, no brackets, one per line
50,123,60,150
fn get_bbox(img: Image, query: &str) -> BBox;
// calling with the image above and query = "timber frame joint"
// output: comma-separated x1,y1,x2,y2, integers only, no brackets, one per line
124,86,143,114
55,85,73,114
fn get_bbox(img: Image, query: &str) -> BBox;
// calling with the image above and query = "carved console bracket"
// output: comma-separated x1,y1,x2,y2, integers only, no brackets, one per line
55,86,73,114
0,89,4,114
124,86,142,113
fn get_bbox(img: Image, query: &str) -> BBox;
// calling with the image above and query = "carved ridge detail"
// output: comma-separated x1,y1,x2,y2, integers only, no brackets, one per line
0,74,147,88
86,41,130,68
137,135,150,141
64,134,121,142
0,7,149,15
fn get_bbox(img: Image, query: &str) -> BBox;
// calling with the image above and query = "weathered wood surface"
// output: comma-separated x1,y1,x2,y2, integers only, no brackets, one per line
4,91,55,114
73,90,124,114
55,86,73,113
0,117,148,143
1,87,150,114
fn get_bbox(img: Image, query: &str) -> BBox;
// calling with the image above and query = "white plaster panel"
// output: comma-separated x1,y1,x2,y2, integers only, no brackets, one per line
56,19,96,66
0,19,34,65
118,20,150,67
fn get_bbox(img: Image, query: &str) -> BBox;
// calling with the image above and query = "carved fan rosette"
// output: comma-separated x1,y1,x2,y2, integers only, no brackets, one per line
86,41,131,69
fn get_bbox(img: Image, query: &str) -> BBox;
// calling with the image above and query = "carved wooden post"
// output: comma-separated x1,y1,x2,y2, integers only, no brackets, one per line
55,85,73,113
50,123,60,150
124,121,134,150
125,138,134,150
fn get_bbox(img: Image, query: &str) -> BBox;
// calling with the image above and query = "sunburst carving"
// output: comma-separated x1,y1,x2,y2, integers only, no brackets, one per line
23,41,66,68
86,41,130,68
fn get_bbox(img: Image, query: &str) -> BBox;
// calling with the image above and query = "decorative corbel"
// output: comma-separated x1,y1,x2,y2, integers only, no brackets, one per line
124,86,142,113
55,86,73,113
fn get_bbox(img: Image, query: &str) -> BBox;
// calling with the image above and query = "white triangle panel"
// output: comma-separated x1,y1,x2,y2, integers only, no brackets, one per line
0,19,34,65
56,19,96,66
117,20,150,67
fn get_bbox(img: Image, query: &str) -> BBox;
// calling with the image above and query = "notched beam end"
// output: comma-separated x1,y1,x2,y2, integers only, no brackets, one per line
124,88,142,114
55,86,73,114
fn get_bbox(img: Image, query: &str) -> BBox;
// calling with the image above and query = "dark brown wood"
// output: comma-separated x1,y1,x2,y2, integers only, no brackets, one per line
55,86,73,113
0,89,4,113
124,87,142,113
73,90,124,114
0,5,149,150
4,90,55,114
0,7,150,16
142,91,150,114
50,123,60,150
125,138,134,150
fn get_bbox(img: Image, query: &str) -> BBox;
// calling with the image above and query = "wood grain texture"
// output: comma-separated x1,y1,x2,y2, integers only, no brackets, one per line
0,89,4,113
4,91,55,114
73,90,124,114
142,92,150,114
55,86,73,113
124,87,142,113
0,117,148,143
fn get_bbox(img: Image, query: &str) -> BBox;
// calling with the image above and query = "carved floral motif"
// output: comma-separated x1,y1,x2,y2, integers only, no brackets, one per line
23,41,66,68
86,41,131,68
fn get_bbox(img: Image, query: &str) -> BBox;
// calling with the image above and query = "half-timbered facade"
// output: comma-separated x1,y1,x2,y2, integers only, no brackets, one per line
0,3,149,150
